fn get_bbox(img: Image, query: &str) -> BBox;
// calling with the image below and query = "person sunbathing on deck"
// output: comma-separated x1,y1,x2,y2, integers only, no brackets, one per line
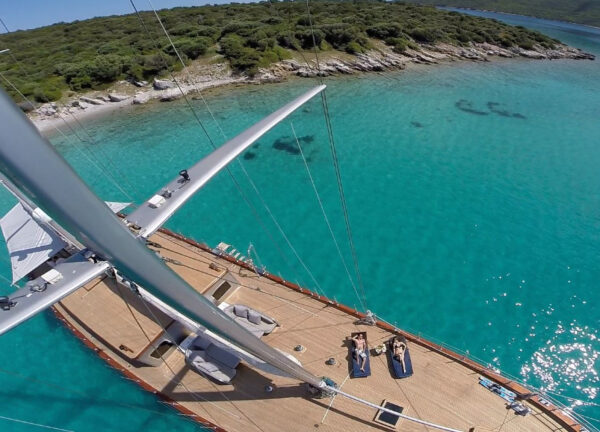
392,336,407,373
352,333,367,372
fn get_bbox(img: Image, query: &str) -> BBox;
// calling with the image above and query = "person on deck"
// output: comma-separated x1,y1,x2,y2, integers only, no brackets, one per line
352,333,368,372
392,336,407,373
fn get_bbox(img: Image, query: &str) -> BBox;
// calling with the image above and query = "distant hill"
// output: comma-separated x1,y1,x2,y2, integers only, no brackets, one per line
407,0,600,27
0,0,563,103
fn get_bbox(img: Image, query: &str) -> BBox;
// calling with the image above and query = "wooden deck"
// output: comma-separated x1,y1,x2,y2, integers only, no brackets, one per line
54,230,576,432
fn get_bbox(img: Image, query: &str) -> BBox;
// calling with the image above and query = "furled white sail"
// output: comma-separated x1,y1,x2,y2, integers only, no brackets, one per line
126,85,326,238
0,251,110,334
105,201,131,213
0,87,324,388
0,201,130,283
0,203,67,283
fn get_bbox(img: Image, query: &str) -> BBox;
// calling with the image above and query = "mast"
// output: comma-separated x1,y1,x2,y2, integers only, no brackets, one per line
0,172,82,248
0,88,323,388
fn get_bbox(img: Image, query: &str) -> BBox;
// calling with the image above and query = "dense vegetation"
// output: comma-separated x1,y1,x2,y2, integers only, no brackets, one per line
0,0,560,103
409,0,600,28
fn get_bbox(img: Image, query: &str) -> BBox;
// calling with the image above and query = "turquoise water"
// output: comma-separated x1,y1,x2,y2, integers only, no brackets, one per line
1,11,600,431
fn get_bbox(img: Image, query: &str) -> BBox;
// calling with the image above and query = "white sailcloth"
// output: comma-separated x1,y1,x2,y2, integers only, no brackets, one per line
0,201,130,283
0,203,66,283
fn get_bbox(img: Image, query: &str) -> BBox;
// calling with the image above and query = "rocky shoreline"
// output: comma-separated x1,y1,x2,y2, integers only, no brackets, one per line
29,42,594,134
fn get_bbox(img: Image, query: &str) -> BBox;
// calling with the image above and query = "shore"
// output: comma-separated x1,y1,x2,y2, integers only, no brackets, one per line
29,41,595,135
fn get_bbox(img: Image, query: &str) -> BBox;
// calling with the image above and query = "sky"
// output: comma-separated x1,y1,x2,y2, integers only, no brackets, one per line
0,0,253,32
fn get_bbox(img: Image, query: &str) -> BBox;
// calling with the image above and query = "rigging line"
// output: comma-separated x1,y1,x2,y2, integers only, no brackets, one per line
129,1,305,285
54,106,139,203
152,233,331,319
111,280,241,424
0,270,14,286
304,0,324,83
129,0,216,147
321,373,350,424
0,22,137,204
141,0,318,290
232,165,326,297
157,250,329,321
265,1,318,78
126,284,267,432
291,122,365,310
542,390,600,408
328,385,462,432
303,0,369,309
0,414,74,432
0,368,201,425
0,72,135,203
146,0,228,141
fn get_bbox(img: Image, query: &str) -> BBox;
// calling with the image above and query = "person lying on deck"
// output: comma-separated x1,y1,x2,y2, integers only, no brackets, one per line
352,333,368,372
392,336,408,373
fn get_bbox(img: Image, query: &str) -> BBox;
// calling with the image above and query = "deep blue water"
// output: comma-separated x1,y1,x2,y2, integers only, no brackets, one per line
1,10,600,431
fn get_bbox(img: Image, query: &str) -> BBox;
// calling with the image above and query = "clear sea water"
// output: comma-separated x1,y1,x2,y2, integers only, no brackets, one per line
1,10,600,432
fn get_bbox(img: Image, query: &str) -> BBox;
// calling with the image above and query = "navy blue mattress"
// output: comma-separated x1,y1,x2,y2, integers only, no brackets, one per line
351,347,371,377
388,338,413,378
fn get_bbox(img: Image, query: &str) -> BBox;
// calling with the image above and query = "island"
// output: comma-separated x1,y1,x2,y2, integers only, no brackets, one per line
0,0,594,131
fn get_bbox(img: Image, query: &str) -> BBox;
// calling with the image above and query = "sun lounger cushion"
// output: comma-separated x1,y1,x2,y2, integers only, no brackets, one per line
388,337,413,378
206,344,240,369
186,349,237,384
224,304,278,336
191,335,212,350
262,316,276,325
233,305,248,318
349,334,371,378
248,309,262,325
351,348,371,378
201,361,219,373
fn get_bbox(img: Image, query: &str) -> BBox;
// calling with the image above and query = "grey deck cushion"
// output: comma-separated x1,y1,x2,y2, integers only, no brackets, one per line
224,304,279,336
206,343,241,369
186,349,236,384
248,309,261,325
233,305,248,318
191,335,212,350
261,315,276,325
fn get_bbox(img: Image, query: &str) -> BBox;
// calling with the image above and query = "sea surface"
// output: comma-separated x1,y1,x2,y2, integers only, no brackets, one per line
1,11,600,432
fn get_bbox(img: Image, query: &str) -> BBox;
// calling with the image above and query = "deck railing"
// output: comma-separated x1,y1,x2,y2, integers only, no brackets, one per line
376,316,599,432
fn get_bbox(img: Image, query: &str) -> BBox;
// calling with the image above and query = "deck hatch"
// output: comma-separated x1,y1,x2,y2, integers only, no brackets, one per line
375,400,403,428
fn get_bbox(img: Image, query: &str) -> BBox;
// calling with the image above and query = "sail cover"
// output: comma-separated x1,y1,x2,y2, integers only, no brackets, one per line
0,203,67,283
105,201,131,213
0,201,130,283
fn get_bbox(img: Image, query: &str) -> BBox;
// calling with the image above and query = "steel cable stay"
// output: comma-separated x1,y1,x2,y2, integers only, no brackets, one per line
0,71,135,204
0,22,138,204
290,122,365,311
114,279,268,432
152,240,464,432
0,366,205,428
0,414,75,432
303,0,369,310
129,0,308,287
112,280,244,426
133,0,327,295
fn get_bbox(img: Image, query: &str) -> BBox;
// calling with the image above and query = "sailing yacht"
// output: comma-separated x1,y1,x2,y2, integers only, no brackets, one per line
0,80,589,431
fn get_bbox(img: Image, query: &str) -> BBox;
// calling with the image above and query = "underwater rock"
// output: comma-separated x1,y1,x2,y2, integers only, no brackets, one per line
487,102,526,119
272,135,315,155
455,99,489,116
